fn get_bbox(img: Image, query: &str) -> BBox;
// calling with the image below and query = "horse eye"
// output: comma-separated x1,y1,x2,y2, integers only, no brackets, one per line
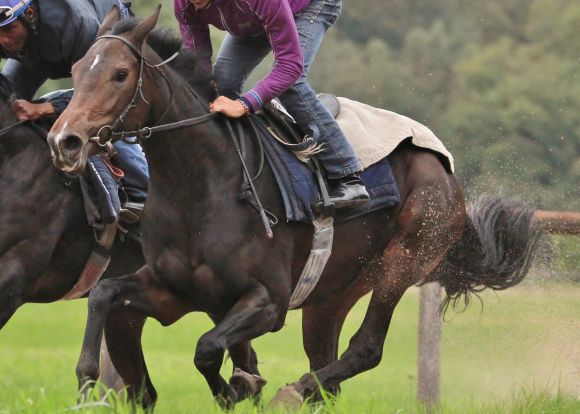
113,70,129,83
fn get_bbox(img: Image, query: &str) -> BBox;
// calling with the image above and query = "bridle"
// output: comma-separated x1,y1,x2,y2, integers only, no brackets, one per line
88,34,218,147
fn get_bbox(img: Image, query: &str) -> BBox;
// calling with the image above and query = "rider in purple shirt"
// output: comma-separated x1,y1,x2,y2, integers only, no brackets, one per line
174,0,369,208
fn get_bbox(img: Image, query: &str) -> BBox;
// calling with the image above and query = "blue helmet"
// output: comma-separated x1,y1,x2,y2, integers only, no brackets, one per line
0,0,33,27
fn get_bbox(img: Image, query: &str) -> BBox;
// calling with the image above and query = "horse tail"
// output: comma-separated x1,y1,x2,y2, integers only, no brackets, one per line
437,196,543,312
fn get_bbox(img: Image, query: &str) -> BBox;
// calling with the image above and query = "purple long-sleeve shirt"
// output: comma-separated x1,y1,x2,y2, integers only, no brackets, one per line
174,0,309,112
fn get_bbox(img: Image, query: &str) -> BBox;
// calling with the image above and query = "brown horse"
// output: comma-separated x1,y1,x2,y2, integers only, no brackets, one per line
0,72,148,391
46,8,541,408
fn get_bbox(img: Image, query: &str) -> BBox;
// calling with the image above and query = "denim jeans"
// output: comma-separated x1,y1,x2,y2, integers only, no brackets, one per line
113,141,149,201
213,0,361,179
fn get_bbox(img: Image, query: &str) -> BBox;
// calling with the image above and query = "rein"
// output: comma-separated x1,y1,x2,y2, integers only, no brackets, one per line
110,112,220,143
0,118,51,141
0,119,27,137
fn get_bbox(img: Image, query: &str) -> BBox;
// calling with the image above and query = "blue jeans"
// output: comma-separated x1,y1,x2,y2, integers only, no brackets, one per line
213,0,361,179
113,141,148,201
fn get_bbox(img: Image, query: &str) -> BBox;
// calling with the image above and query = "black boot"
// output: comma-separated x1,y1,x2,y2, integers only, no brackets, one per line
328,173,369,208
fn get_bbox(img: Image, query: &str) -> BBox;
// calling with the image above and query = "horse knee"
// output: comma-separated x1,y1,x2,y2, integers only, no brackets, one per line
76,357,100,384
194,335,222,373
87,280,117,311
364,347,383,370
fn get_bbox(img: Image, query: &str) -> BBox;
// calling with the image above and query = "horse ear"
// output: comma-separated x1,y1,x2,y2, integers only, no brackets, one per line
127,5,161,48
96,5,122,37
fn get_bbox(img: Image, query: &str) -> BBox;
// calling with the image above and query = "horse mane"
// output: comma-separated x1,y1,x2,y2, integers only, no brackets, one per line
111,18,217,101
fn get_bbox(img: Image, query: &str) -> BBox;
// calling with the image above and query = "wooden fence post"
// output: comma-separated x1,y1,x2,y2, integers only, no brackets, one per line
417,282,442,407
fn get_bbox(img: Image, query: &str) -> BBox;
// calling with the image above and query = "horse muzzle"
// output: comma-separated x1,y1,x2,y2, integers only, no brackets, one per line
48,131,89,174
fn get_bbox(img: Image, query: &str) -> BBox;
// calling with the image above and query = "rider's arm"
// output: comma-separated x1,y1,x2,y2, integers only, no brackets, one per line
1,58,48,100
174,1,213,75
240,0,304,113
1,59,55,120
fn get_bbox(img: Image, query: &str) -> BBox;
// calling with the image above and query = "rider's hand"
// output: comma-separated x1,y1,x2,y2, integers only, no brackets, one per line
11,99,55,121
209,96,248,118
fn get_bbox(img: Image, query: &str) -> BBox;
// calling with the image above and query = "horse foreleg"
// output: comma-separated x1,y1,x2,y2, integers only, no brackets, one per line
76,266,188,405
194,283,285,409
0,296,21,330
206,312,265,404
0,273,24,330
227,342,266,404
99,338,124,393
0,258,28,330
103,309,157,407
76,275,140,400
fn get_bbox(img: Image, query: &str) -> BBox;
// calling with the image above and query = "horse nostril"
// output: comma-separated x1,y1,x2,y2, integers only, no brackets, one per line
62,134,83,153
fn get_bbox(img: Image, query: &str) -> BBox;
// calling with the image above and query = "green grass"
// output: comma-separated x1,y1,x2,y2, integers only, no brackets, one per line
0,285,578,413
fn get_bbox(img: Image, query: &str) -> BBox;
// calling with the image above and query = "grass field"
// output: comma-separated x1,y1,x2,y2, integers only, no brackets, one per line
0,284,578,413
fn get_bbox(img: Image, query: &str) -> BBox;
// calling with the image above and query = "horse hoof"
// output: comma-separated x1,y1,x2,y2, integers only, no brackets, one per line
267,385,304,410
229,367,267,401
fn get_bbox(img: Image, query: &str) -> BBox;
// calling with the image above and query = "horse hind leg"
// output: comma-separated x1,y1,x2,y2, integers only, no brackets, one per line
271,182,463,405
270,276,408,409
266,291,364,410
300,280,368,399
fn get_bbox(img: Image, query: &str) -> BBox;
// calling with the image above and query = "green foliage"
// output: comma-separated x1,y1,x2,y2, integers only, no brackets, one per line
318,0,579,210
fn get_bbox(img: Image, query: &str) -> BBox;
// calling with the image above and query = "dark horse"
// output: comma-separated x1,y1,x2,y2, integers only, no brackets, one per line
47,8,541,408
0,72,148,389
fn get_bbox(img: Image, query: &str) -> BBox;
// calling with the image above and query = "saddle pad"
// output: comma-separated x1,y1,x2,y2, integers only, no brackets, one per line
252,116,400,223
335,97,455,173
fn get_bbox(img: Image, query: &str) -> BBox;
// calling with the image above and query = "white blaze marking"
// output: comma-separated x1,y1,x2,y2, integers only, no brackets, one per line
55,121,69,144
89,54,101,71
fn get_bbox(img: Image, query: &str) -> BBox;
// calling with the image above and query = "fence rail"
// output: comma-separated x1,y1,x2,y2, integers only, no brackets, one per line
533,210,580,235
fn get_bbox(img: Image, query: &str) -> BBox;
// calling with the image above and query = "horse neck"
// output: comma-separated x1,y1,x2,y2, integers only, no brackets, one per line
0,121,78,258
141,70,245,211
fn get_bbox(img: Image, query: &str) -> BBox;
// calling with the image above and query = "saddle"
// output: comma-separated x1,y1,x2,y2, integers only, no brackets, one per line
247,95,400,224
261,92,341,151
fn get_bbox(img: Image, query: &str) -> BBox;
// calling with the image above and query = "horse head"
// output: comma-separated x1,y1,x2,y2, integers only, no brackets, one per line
47,6,162,174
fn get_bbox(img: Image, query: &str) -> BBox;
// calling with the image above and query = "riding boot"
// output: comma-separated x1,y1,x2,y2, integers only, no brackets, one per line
328,173,369,208
87,156,122,224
